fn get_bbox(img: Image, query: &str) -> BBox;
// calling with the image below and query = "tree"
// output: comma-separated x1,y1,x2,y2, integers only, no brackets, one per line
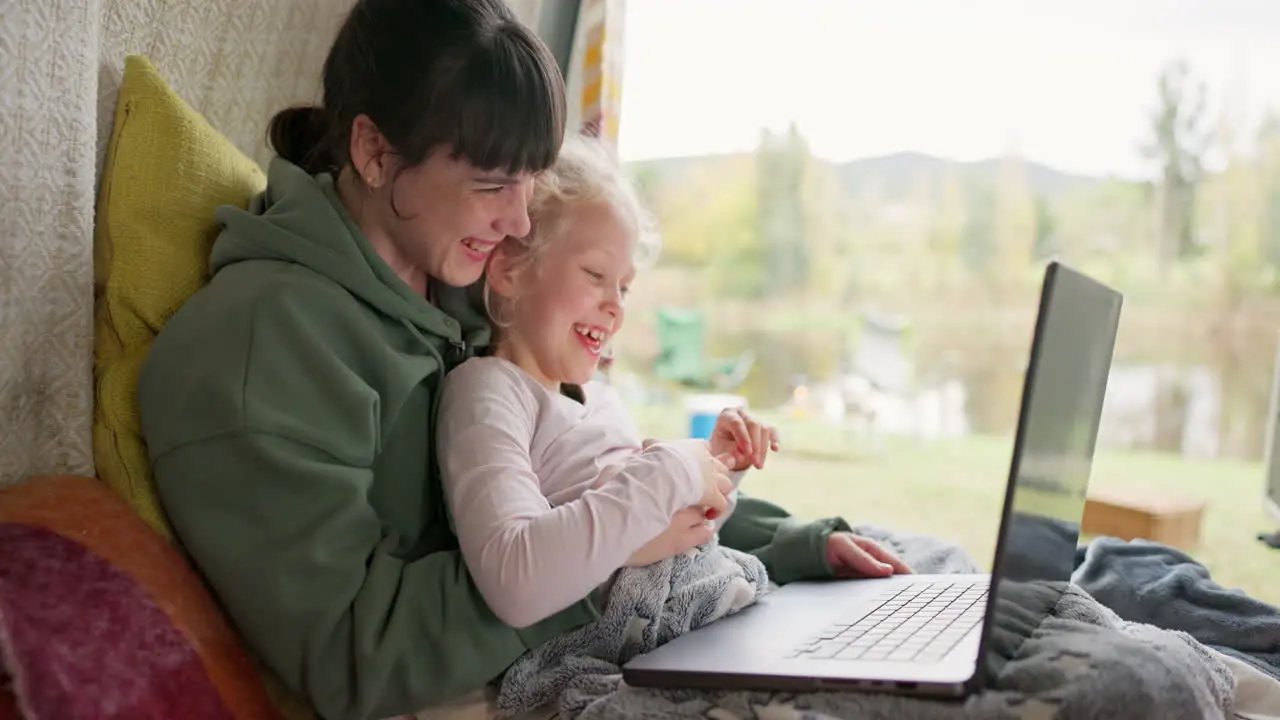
991,152,1039,289
1258,114,1280,272
1196,92,1272,460
928,168,968,291
1049,179,1150,263
704,160,767,300
1140,57,1210,267
1033,197,1057,260
801,155,855,300
960,182,995,275
755,124,810,295
644,156,755,269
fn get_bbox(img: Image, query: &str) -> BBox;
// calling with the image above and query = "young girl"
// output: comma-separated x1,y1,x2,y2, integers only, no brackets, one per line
436,136,781,629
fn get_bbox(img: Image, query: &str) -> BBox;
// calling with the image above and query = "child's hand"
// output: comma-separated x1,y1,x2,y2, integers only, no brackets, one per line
639,438,734,519
710,407,780,471
626,507,715,567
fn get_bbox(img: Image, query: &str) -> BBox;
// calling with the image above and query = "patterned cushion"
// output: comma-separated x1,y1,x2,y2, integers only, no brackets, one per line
92,54,266,541
0,475,282,719
0,687,18,720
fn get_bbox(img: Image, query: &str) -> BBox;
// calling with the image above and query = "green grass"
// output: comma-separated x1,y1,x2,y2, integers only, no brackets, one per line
627,403,1280,607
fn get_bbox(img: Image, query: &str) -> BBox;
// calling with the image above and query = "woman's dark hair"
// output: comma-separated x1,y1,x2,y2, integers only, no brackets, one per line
268,0,565,178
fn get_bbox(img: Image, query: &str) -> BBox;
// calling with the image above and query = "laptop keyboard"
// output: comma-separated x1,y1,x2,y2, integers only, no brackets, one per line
786,581,988,663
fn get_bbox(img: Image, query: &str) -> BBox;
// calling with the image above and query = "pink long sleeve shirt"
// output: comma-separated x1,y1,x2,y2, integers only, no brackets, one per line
436,356,741,628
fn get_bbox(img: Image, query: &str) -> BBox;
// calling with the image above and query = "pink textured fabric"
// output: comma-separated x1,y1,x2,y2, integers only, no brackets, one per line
0,522,234,720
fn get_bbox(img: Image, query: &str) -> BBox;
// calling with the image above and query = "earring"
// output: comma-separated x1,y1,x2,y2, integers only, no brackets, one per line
361,156,383,190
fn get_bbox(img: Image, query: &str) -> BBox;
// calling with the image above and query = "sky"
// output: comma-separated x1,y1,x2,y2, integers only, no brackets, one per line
615,0,1280,179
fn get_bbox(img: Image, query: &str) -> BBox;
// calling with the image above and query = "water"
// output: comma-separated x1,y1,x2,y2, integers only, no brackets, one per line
1097,365,1223,458
701,329,1263,461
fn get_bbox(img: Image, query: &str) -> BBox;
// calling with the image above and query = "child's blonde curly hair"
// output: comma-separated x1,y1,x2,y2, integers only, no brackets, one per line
484,134,660,325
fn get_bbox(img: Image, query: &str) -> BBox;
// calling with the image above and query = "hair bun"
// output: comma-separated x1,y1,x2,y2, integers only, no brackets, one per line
267,105,331,174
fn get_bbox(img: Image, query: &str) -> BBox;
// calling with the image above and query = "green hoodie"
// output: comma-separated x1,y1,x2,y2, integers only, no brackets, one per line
138,158,850,720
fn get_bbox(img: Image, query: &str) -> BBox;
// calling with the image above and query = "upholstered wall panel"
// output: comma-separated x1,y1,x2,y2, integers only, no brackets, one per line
0,0,101,487
95,0,548,168
96,0,350,172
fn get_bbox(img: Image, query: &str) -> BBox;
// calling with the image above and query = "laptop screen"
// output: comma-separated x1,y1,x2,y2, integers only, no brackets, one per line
979,262,1123,682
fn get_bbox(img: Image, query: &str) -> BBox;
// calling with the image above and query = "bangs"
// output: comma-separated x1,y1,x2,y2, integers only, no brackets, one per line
433,23,566,175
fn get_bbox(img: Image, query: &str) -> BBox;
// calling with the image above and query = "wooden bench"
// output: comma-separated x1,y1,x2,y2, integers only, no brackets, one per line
1081,490,1206,550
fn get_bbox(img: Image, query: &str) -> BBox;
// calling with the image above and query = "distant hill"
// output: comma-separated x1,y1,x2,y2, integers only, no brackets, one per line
626,150,1103,203
834,151,1099,200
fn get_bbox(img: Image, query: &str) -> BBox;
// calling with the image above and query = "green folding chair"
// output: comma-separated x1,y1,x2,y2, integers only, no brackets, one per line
653,307,754,391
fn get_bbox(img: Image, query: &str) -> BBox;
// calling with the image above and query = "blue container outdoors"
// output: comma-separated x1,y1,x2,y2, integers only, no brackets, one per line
689,412,718,440
685,394,748,440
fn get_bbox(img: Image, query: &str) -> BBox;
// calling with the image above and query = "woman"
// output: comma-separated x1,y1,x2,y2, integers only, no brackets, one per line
137,2,908,719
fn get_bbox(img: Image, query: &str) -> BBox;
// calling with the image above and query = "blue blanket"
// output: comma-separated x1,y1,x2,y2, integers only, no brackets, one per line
1073,537,1280,680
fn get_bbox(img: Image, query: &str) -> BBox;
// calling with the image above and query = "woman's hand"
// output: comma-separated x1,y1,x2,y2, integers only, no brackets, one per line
626,507,715,567
710,407,780,471
826,533,914,578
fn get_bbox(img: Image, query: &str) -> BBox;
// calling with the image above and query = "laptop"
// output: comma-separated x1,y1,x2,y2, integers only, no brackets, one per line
622,260,1123,699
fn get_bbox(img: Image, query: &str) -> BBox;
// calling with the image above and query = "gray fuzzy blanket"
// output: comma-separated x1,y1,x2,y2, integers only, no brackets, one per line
496,537,770,714
1073,536,1280,680
497,526,1236,720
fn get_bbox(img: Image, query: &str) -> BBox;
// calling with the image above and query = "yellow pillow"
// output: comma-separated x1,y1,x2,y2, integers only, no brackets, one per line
93,54,318,720
93,55,266,541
